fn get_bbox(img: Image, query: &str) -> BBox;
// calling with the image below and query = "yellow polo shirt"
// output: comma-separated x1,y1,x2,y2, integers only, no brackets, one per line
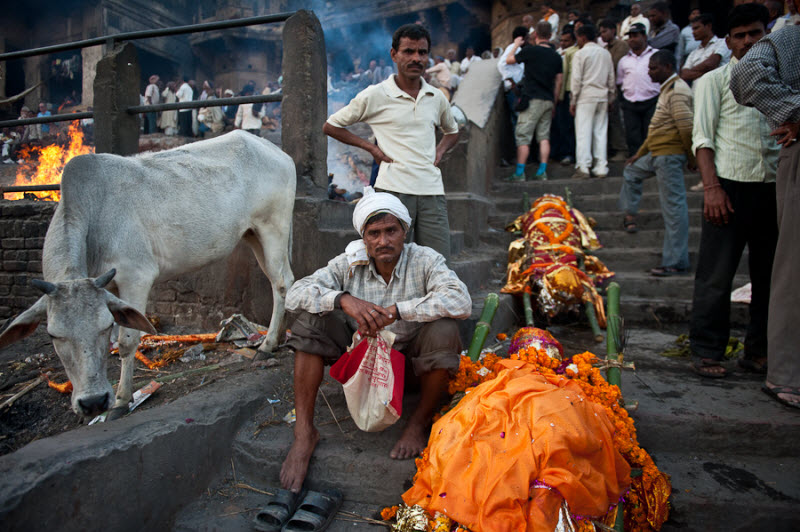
327,75,459,196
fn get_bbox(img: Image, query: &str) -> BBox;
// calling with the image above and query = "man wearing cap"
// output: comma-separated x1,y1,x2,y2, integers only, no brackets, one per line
324,24,459,262
617,23,660,160
144,75,161,134
279,188,472,492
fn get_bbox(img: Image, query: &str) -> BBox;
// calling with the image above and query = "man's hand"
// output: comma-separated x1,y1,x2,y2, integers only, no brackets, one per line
569,103,576,116
703,186,734,226
514,35,525,47
771,121,800,147
340,294,396,337
625,154,640,166
369,144,393,165
687,162,698,172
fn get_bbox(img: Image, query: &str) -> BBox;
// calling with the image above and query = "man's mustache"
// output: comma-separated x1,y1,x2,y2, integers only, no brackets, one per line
409,63,424,69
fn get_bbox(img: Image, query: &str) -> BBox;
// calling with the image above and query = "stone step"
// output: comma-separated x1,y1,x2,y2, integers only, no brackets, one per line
619,295,750,326
611,271,749,299
230,380,419,507
655,452,800,531
450,249,506,293
595,247,749,275
490,172,702,197
592,227,703,249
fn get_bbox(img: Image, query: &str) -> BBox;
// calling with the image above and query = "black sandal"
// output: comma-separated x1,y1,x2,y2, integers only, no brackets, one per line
691,357,728,379
623,216,638,233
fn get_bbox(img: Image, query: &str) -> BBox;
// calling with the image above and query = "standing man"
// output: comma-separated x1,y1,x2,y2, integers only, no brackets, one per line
176,76,194,137
689,3,779,378
459,46,481,75
677,8,701,67
599,19,630,160
505,21,563,181
618,50,694,275
553,29,578,165
279,190,472,492
143,75,160,134
570,24,615,178
37,102,51,138
539,3,560,43
617,23,661,158
497,26,528,134
621,2,651,40
680,13,731,84
324,24,459,262
647,2,680,54
730,17,800,408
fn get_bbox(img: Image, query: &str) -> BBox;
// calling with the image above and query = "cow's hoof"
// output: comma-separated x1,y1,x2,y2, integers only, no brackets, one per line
106,406,128,421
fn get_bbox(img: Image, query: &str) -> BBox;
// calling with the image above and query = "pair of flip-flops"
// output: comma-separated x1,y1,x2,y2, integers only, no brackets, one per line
253,488,343,532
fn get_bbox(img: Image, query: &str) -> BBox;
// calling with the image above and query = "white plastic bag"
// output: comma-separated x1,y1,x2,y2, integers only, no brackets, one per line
330,330,405,432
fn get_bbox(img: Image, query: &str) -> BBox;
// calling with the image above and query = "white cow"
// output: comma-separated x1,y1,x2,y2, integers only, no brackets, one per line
0,130,295,419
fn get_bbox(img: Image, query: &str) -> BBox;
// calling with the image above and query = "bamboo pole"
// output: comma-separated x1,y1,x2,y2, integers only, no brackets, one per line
606,282,621,386
467,293,499,361
522,291,534,327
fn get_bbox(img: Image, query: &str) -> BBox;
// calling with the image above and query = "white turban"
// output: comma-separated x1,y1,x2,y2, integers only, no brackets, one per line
351,186,412,236
345,187,412,275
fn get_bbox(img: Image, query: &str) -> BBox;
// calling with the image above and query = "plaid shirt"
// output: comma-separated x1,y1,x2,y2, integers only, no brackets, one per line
730,26,800,129
285,243,472,344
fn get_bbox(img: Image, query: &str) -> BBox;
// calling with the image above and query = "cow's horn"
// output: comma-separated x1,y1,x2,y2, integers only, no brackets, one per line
30,279,57,295
94,268,117,288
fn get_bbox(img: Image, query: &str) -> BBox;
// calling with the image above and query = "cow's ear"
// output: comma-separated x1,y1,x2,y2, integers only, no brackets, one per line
0,297,48,350
105,294,157,335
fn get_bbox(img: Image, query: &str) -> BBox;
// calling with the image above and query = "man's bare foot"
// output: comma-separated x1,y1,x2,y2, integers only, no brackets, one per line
764,381,800,408
280,427,320,492
390,422,428,460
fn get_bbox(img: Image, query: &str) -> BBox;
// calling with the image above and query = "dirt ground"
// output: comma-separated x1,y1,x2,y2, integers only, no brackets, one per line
0,326,294,456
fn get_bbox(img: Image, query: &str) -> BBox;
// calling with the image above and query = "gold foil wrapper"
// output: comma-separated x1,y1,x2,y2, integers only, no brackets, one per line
392,504,429,532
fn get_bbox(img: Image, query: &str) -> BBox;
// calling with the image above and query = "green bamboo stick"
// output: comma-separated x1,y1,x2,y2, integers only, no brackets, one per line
522,290,534,327
604,281,623,531
606,282,621,386
467,293,499,361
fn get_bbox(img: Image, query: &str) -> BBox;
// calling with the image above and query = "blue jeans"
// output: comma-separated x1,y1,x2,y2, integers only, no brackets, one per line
619,152,689,270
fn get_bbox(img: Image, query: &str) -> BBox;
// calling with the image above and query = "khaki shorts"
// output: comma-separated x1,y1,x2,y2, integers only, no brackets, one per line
515,98,554,146
286,310,462,375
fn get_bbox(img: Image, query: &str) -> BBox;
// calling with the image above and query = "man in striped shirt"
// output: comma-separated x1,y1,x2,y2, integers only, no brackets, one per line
279,189,472,492
688,3,779,378
730,3,800,408
618,50,695,276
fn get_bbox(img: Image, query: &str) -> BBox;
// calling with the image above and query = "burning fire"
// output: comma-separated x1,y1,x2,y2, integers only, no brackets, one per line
9,121,94,201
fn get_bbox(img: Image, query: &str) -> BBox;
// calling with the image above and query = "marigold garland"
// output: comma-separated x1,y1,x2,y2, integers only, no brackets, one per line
386,341,671,532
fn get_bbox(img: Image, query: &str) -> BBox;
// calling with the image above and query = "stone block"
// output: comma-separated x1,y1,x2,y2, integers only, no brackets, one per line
3,261,26,272
0,285,10,296
28,261,42,273
0,274,13,285
154,302,175,316
2,238,25,250
3,250,20,261
21,221,47,238
27,250,42,261
156,289,177,302
25,237,46,249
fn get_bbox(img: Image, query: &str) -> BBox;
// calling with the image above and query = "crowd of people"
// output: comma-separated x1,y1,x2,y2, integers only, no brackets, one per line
500,0,800,408
139,75,283,139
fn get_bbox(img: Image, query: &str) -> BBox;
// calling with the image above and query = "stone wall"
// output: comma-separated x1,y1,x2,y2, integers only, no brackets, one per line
0,202,53,318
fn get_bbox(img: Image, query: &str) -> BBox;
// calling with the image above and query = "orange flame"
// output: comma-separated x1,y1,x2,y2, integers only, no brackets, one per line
10,121,94,201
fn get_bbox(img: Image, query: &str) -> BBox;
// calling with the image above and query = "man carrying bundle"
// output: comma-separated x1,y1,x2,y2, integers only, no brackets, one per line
279,189,472,493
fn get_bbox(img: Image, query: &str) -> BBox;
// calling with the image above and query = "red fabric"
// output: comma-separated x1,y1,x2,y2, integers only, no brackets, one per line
330,338,405,417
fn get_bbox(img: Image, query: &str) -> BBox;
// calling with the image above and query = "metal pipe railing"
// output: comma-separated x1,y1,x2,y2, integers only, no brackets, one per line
0,12,296,62
0,93,283,128
1,184,61,196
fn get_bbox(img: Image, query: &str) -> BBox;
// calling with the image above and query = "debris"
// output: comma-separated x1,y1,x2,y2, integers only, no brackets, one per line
283,408,296,424
233,347,257,360
216,314,266,343
731,282,751,304
89,380,161,425
268,398,281,405
219,353,244,367
253,357,280,368
180,344,206,363
0,376,45,411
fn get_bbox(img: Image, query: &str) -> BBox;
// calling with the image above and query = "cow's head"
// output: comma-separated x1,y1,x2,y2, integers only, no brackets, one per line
0,269,156,418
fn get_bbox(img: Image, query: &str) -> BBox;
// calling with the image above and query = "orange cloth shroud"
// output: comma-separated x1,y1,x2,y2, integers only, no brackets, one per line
402,360,631,532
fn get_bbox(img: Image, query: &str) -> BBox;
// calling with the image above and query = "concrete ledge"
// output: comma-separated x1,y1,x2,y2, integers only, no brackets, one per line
0,371,273,532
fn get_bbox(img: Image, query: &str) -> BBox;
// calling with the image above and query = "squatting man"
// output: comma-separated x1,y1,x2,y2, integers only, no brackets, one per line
279,190,472,493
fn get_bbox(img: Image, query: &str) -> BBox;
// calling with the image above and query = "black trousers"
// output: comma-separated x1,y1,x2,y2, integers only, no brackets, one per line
689,178,778,361
551,91,575,160
178,111,193,137
620,95,658,157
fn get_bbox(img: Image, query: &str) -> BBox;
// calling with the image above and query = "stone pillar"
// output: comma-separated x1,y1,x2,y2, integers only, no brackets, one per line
81,45,104,107
281,10,327,192
0,38,6,99
23,55,46,110
93,43,140,156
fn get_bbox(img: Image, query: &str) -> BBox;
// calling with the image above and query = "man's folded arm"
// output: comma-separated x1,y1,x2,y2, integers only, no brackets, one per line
285,255,348,314
395,254,472,322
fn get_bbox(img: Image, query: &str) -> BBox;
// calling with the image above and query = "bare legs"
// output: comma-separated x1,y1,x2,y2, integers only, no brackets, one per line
280,350,323,493
390,368,449,460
